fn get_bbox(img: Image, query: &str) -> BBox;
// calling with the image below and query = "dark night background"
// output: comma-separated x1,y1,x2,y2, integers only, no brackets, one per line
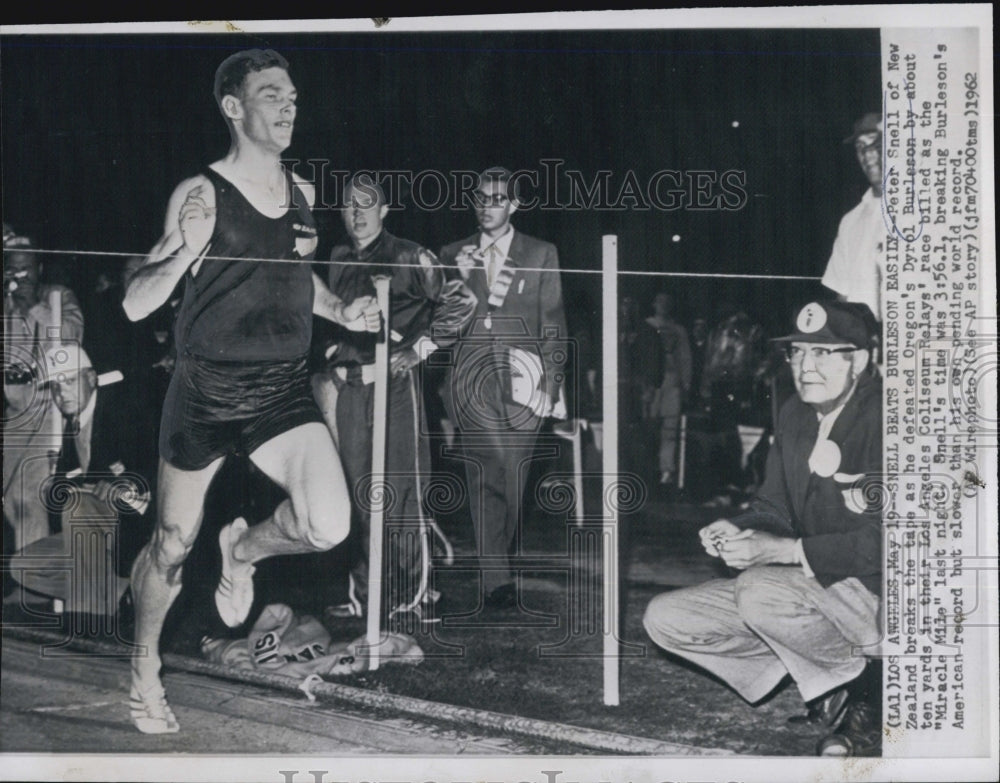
1,28,881,335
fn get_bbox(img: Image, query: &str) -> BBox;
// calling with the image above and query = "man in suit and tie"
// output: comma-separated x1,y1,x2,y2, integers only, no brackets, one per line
42,343,148,485
10,343,152,616
439,167,567,611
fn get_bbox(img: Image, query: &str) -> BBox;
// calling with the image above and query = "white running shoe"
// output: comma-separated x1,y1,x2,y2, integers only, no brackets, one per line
214,517,255,628
129,679,180,734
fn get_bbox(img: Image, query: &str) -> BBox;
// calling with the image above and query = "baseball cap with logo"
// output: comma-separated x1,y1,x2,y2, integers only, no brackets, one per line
843,112,883,144
772,301,878,349
42,343,92,383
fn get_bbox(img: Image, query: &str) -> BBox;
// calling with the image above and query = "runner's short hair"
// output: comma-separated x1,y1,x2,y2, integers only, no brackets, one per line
214,49,290,109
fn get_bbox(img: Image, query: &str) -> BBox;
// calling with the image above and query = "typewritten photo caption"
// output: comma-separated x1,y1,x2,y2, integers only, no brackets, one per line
0,6,995,782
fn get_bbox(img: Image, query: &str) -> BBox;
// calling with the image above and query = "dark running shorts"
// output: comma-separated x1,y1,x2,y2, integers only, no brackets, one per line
159,354,323,471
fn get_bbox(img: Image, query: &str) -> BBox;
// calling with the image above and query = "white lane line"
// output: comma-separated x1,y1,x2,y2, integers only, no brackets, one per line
29,700,121,713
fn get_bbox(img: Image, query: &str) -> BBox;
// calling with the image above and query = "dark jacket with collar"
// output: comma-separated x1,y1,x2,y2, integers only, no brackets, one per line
59,381,153,574
63,382,140,483
732,370,882,595
322,229,476,367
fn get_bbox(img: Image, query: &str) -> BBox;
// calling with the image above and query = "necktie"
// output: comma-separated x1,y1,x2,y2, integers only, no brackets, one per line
486,245,502,288
48,415,80,534
58,415,82,478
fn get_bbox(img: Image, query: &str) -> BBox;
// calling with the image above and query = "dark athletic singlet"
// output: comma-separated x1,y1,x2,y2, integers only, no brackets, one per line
174,166,317,361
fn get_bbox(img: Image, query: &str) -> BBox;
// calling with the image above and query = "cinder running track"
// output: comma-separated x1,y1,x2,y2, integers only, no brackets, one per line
2,626,730,760
0,635,551,755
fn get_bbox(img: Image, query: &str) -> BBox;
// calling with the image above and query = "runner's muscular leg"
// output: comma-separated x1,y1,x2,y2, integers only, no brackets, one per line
131,456,225,686
233,422,350,564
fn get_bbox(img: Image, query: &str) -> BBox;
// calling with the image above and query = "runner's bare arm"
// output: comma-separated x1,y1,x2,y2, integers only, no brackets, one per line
123,176,215,321
312,273,380,333
296,172,380,331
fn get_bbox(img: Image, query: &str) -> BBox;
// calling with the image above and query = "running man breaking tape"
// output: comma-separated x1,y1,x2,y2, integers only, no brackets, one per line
122,49,380,734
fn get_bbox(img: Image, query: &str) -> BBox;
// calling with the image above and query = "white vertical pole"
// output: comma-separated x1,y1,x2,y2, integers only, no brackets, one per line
49,289,64,616
677,413,687,490
366,276,392,670
572,427,584,528
47,289,62,341
601,235,620,706
48,288,62,448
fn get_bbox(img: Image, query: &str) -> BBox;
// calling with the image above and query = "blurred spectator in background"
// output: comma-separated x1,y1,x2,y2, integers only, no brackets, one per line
687,306,768,505
82,261,129,372
561,285,599,422
551,292,662,482
620,295,663,478
3,226,85,557
822,112,885,326
644,291,691,489
2,226,84,351
688,316,710,409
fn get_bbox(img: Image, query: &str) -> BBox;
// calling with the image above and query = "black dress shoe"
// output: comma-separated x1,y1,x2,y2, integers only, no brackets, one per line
787,685,850,727
484,583,518,610
816,700,882,756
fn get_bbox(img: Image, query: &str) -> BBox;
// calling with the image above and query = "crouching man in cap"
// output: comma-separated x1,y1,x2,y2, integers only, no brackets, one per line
643,300,883,756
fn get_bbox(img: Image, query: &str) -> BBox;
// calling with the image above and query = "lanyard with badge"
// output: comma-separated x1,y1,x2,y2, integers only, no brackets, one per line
482,243,515,331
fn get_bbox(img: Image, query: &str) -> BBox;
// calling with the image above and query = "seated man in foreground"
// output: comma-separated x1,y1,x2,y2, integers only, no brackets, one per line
10,343,151,617
643,300,883,757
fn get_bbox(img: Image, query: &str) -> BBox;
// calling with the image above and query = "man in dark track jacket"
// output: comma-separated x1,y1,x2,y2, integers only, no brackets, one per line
644,300,883,756
317,173,476,622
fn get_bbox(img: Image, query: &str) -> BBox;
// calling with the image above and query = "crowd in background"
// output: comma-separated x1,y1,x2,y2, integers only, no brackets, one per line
3,224,783,607
3,235,781,562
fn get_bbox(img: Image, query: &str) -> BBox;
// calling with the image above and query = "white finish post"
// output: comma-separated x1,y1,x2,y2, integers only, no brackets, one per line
601,235,620,706
572,426,584,528
366,275,392,670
